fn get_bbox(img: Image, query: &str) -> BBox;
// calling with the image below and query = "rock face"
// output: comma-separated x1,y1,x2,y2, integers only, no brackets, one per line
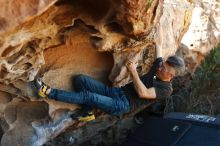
0,0,58,35
0,0,219,145
181,0,220,72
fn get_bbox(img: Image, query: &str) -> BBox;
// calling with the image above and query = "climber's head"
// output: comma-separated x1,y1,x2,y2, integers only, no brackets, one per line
156,55,185,81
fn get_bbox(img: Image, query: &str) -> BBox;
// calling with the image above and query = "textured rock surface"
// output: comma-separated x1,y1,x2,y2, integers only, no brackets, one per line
181,0,220,72
1,101,76,146
0,0,58,35
0,0,219,145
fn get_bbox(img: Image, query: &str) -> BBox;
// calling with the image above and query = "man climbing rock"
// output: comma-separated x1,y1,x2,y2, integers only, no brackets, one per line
34,46,184,122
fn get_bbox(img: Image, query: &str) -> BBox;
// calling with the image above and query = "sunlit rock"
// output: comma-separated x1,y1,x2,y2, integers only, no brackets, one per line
0,0,219,145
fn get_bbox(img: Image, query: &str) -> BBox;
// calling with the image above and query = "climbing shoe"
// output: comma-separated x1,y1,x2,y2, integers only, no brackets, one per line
35,78,51,98
78,111,95,122
71,110,95,122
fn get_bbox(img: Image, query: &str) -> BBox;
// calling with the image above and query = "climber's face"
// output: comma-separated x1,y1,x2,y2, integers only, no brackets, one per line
156,62,176,81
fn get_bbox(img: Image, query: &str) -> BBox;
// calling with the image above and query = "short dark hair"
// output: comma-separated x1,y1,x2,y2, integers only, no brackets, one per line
166,55,185,74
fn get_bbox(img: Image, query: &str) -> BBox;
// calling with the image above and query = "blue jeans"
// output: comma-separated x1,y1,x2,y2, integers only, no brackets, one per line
49,74,130,115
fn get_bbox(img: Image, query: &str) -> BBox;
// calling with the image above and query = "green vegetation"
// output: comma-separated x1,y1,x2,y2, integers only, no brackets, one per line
186,44,220,115
192,45,220,96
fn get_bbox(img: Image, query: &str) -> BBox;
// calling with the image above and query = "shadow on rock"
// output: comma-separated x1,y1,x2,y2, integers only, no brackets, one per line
1,101,74,146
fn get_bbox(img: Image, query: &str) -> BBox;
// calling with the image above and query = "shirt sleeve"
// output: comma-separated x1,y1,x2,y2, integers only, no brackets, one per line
152,57,163,71
154,86,173,100
140,57,163,84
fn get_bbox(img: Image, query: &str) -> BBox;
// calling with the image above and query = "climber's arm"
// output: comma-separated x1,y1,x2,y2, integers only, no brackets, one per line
156,45,162,58
125,60,156,99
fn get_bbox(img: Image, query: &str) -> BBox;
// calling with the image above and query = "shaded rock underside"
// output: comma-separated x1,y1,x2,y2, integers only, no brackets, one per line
0,0,219,146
